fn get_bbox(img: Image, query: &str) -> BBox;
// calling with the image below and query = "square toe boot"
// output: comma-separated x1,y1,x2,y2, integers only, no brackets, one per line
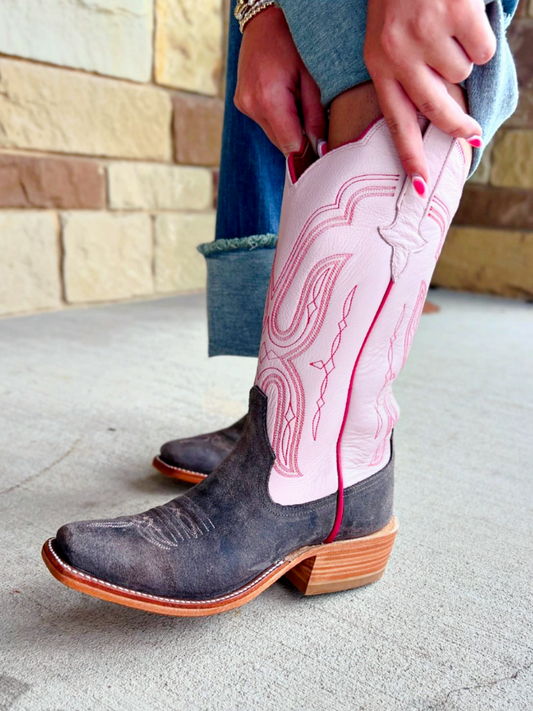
42,119,466,617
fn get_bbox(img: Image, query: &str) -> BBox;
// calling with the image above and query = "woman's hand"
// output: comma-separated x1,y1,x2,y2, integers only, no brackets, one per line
364,0,496,184
234,7,326,156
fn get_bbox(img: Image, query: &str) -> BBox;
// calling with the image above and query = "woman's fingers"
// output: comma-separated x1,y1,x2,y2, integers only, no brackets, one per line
235,81,304,155
300,70,327,153
374,76,429,187
265,88,305,155
400,64,482,141
454,0,496,65
425,37,473,85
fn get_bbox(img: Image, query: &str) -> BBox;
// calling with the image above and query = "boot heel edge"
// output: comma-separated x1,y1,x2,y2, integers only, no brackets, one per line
285,516,399,596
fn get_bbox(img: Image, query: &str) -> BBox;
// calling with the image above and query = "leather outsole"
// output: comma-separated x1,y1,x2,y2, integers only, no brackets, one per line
41,517,398,618
152,456,208,484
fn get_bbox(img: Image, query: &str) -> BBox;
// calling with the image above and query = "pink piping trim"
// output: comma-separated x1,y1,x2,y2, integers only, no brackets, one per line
288,116,386,185
325,279,395,543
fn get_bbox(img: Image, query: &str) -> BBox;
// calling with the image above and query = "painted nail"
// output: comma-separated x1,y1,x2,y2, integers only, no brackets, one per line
411,174,427,197
317,139,328,157
466,135,483,148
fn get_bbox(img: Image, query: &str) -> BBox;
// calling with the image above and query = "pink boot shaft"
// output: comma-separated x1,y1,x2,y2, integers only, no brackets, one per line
255,118,467,506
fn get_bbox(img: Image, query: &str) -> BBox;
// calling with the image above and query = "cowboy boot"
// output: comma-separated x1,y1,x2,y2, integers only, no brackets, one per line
153,416,247,483
42,118,466,616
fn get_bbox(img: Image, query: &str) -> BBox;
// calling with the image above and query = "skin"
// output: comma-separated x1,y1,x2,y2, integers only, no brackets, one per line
234,7,327,155
328,81,473,175
235,0,493,180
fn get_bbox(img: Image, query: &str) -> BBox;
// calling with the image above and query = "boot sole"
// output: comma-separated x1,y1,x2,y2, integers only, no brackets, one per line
41,516,398,617
152,456,208,484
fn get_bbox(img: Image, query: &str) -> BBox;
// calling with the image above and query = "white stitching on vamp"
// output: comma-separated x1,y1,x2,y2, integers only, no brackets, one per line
156,458,207,477
47,539,285,606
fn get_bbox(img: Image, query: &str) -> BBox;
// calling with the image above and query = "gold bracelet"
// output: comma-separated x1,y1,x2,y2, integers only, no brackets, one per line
234,0,278,33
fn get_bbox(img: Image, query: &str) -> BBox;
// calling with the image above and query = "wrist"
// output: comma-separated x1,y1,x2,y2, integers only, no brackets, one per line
235,0,280,33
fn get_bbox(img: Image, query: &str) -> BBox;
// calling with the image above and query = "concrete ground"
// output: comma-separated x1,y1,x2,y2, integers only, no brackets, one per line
0,290,532,711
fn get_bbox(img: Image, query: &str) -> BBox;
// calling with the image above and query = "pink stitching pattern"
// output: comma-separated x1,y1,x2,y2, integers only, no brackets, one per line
369,305,405,467
310,286,357,440
402,280,427,368
429,194,451,260
256,175,398,477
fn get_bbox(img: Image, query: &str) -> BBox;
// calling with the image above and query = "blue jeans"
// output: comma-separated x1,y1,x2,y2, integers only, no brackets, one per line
197,6,285,357
200,0,519,358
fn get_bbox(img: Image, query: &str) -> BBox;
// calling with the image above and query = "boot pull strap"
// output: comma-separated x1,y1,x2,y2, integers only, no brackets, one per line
379,126,464,282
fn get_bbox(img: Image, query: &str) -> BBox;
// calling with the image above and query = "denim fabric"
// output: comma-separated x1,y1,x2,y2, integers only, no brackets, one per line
278,0,519,177
199,235,278,356
201,0,519,358
201,0,285,356
215,8,285,243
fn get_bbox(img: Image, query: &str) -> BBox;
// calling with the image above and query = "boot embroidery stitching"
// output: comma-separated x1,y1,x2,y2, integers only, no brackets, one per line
369,279,427,467
371,304,405,460
310,285,358,440
87,497,215,550
256,177,398,479
428,195,451,260
402,281,427,369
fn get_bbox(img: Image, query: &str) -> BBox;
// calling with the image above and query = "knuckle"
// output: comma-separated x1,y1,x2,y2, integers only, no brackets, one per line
279,142,296,156
445,63,473,84
306,108,326,128
363,43,385,76
418,99,441,118
447,125,464,138
399,152,419,172
380,22,403,62
408,14,429,42
386,117,403,138
257,84,279,112
235,90,254,115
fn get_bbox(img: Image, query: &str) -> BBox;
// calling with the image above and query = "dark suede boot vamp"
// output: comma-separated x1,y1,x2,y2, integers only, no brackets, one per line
158,416,247,474
54,388,393,601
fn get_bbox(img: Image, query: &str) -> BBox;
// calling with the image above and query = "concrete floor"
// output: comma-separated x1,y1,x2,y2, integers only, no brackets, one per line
1,290,532,711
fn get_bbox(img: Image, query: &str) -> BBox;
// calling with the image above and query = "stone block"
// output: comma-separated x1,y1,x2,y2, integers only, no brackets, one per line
433,227,533,299
108,162,212,210
0,0,153,82
491,130,533,189
455,185,533,231
508,19,533,89
0,59,172,160
0,155,105,209
155,0,223,95
468,142,492,184
0,211,61,315
155,213,214,292
173,93,224,166
63,212,153,303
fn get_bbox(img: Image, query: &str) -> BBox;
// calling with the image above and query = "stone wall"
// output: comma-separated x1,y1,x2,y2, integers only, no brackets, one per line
434,0,533,299
0,0,224,316
1,0,532,318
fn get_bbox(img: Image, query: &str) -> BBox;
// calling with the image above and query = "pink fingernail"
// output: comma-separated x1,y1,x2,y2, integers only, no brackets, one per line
466,135,483,148
411,174,427,197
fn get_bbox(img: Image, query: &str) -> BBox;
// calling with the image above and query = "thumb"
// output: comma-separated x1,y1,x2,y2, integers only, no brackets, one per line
266,88,305,156
300,70,327,154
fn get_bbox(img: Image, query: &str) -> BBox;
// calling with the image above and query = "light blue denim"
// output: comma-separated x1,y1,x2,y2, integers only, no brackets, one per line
200,0,519,358
278,0,519,176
